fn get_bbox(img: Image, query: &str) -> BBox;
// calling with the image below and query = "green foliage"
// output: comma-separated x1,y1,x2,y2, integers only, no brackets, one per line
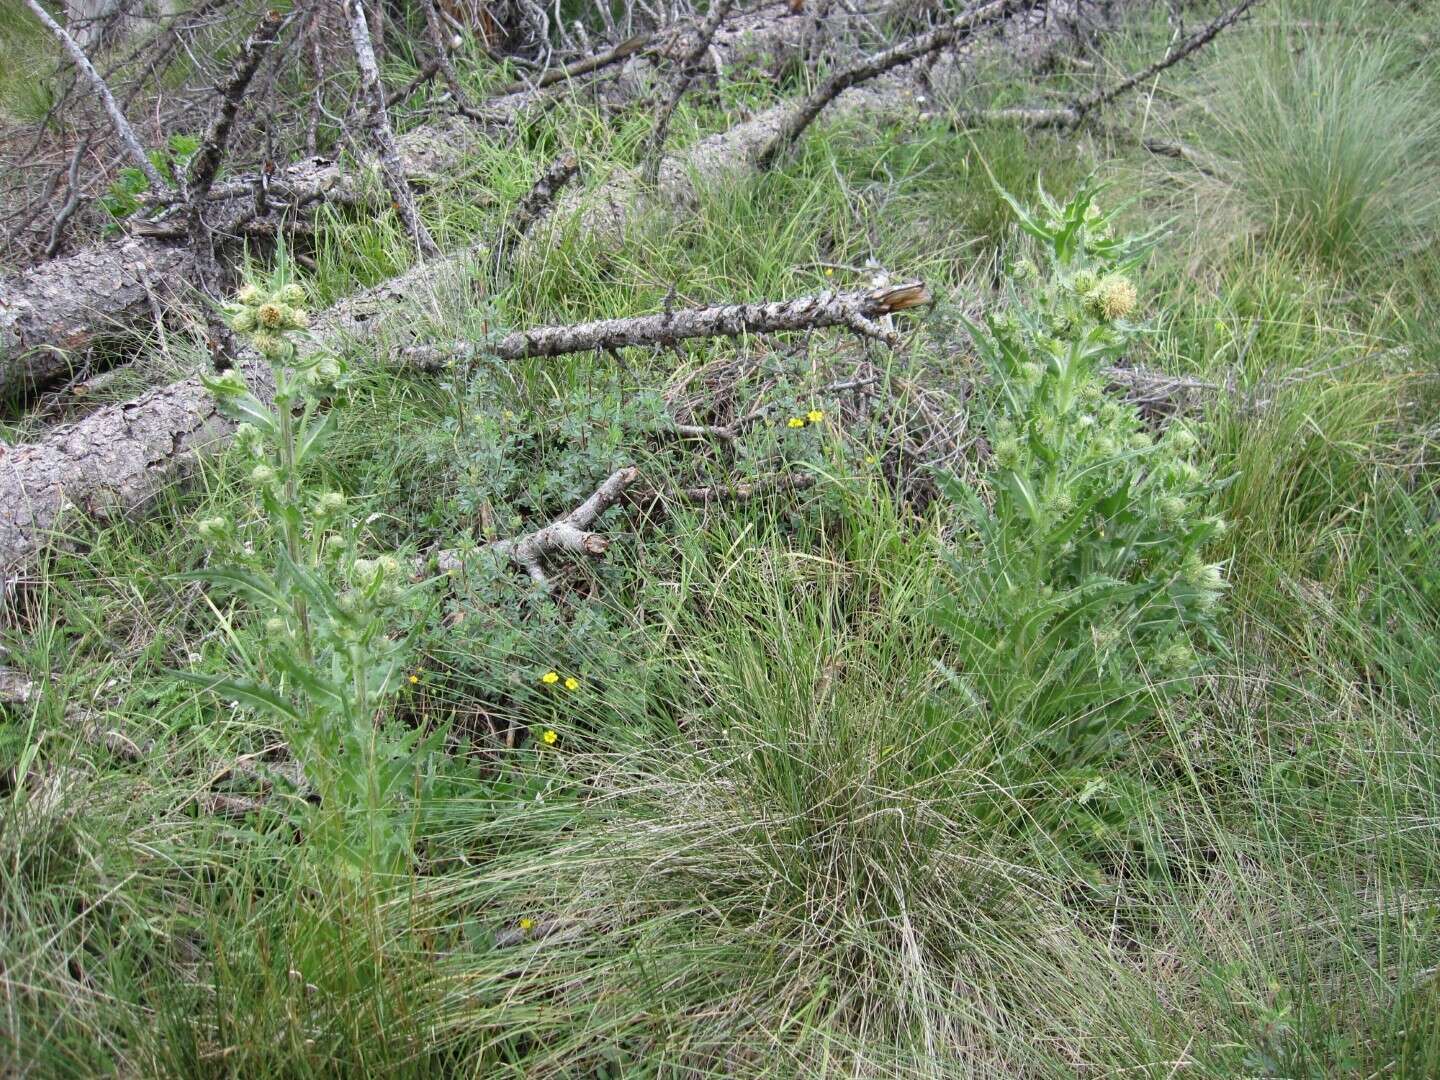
99,133,200,231
931,180,1227,871
184,272,437,874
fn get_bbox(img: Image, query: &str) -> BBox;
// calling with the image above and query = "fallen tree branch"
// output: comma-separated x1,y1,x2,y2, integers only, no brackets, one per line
485,466,641,585
42,137,90,260
22,0,171,198
756,0,1036,170
186,9,290,212
0,1,1126,588
642,0,735,185
398,283,932,370
491,31,652,97
0,3,835,395
346,0,440,260
492,149,582,274
964,0,1260,130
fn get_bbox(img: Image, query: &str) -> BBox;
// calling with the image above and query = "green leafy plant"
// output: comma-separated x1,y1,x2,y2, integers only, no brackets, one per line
99,133,200,231
930,180,1228,873
179,276,437,875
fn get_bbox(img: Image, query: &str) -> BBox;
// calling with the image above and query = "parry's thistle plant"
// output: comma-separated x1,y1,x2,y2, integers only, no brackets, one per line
176,277,437,875
931,180,1227,877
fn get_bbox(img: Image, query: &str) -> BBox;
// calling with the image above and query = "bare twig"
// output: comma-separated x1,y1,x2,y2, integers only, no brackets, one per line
491,31,652,97
346,0,441,259
22,0,171,197
641,0,734,185
967,0,1261,130
492,149,582,274
43,137,90,259
756,0,1035,170
399,283,933,369
488,466,640,584
186,9,289,211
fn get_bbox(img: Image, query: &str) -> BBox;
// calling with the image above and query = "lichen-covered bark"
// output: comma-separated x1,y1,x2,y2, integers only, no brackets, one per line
0,3,842,398
0,0,1126,588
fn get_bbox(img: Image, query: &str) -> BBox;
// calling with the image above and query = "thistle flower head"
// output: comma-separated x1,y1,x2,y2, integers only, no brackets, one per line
314,491,346,518
1092,275,1138,322
229,307,258,333
256,303,288,330
280,283,306,306
196,515,229,543
236,283,264,306
250,463,278,487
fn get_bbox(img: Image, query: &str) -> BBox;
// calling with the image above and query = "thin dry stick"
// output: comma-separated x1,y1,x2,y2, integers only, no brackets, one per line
490,31,651,97
346,0,441,259
43,136,90,259
417,0,493,122
641,0,734,185
22,0,171,196
398,282,933,369
974,0,1261,129
756,0,1035,170
492,149,582,275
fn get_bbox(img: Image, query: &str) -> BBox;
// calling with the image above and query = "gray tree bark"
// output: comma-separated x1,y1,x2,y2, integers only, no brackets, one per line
0,1,843,399
0,0,1129,589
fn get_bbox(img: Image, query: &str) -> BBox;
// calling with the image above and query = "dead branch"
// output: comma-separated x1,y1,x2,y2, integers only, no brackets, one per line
641,0,735,185
756,0,1036,170
43,138,90,260
418,0,491,122
22,0,172,198
491,31,652,97
485,466,641,584
492,149,582,274
186,9,290,212
346,0,440,259
399,283,932,370
967,0,1260,130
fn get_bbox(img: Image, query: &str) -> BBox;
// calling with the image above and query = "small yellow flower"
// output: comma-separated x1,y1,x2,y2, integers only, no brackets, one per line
542,729,558,745
787,417,806,429
824,267,834,277
408,673,419,685
541,671,560,685
563,676,579,691
864,454,877,465
806,409,824,424
519,917,536,932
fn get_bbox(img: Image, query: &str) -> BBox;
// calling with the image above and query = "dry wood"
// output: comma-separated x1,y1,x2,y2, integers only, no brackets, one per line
484,466,640,584
186,9,290,212
347,0,441,260
398,283,931,370
641,0,735,185
755,0,1037,170
0,0,1129,586
0,2,832,394
22,0,171,198
966,0,1260,130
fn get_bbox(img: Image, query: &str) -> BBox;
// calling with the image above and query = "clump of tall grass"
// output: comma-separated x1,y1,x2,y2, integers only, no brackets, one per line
1199,20,1439,269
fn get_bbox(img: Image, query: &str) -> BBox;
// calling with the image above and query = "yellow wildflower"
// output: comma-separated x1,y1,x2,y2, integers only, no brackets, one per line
787,417,806,429
541,671,560,685
542,729,558,745
408,673,420,685
807,409,824,424
864,454,877,465
563,676,579,691
824,267,834,277
519,917,536,932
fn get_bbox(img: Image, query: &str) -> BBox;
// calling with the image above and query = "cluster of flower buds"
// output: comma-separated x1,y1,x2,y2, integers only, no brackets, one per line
227,283,311,359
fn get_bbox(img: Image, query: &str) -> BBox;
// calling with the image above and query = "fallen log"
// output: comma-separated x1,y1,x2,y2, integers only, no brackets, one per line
0,2,845,401
0,0,1129,590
